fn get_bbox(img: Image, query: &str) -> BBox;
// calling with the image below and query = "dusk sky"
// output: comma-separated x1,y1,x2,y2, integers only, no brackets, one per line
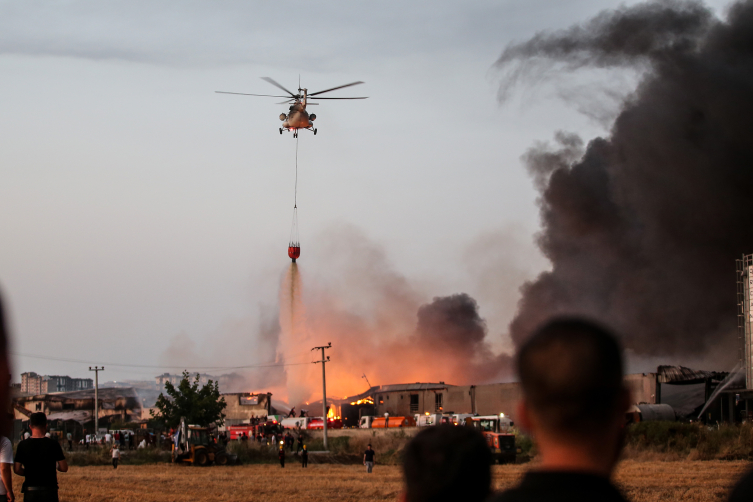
0,0,732,387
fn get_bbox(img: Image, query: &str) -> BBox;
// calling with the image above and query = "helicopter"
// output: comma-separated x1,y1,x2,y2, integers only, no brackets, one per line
216,77,367,138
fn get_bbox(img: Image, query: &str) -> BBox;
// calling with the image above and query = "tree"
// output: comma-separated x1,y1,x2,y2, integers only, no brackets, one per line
151,371,226,428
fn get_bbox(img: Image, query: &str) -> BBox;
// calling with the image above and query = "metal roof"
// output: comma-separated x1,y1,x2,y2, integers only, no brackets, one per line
46,410,92,424
657,365,728,385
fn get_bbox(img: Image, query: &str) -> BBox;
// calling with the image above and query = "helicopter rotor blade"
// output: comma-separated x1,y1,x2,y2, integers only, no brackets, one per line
277,101,319,105
308,81,364,97
261,77,297,98
216,91,291,98
308,97,368,100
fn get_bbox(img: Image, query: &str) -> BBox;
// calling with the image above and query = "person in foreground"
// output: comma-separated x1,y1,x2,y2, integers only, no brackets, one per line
401,425,491,502
493,317,631,502
14,412,68,502
0,432,14,502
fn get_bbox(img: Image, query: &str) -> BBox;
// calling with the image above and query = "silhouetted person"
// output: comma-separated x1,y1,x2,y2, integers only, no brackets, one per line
14,412,68,502
402,425,491,502
493,318,631,502
728,467,753,502
110,444,120,469
0,433,15,502
278,447,285,468
363,444,375,473
301,445,308,468
0,294,12,439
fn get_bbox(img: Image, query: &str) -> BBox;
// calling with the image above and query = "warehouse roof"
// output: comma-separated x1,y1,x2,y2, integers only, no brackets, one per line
657,365,728,385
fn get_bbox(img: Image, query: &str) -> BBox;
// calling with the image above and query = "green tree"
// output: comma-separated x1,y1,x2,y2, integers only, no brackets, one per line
151,371,227,428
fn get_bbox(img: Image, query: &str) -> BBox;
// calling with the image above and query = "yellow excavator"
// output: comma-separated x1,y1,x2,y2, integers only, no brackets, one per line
172,419,236,466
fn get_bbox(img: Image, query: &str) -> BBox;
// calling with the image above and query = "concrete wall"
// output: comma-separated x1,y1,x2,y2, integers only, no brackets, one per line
444,386,473,414
223,393,271,421
474,383,521,416
375,388,448,417
624,373,657,404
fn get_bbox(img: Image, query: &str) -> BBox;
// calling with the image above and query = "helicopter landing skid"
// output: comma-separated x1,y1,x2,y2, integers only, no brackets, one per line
280,127,316,137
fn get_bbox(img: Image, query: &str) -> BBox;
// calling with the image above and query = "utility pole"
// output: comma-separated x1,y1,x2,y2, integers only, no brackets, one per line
312,343,332,451
89,366,104,439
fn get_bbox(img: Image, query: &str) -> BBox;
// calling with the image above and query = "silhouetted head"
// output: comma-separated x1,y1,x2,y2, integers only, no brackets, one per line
402,425,491,502
517,317,628,439
29,412,48,432
0,295,10,436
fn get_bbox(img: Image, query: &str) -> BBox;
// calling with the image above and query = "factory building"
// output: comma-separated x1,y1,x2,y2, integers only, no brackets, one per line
222,392,274,425
338,372,661,426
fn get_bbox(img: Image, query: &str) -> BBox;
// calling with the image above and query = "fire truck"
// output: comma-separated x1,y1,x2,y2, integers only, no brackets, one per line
306,417,343,429
469,414,516,464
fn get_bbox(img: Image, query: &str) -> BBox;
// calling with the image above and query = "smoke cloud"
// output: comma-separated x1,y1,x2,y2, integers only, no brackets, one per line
275,224,514,405
497,0,753,363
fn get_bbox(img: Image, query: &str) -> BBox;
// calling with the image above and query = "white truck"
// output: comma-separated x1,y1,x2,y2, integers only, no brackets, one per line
415,413,444,426
359,416,374,428
281,417,310,430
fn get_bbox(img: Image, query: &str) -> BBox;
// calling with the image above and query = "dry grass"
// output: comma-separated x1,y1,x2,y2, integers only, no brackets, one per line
9,459,749,502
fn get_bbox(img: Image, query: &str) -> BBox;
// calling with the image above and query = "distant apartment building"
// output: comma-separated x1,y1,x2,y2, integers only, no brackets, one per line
20,372,93,394
21,372,44,394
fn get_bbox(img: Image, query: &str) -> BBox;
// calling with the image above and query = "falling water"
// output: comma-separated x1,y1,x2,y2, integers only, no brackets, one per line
278,262,316,406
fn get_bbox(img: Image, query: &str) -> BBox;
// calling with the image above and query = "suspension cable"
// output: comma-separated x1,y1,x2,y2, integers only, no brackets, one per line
295,135,298,208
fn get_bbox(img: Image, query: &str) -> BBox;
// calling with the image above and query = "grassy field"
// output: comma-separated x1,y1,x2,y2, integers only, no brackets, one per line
12,459,750,502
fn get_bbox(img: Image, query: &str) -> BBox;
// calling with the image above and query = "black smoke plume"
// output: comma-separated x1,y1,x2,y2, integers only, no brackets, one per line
417,294,487,356
497,0,753,362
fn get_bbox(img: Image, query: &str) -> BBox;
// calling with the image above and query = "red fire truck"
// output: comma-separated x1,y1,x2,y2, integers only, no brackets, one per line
470,414,516,464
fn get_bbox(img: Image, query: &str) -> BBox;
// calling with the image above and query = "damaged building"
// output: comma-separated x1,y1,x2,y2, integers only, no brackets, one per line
13,387,143,439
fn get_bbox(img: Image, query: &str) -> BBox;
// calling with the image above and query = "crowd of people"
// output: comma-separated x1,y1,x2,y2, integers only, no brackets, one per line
3,293,753,501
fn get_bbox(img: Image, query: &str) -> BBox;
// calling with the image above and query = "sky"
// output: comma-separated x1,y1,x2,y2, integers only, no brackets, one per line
0,0,733,386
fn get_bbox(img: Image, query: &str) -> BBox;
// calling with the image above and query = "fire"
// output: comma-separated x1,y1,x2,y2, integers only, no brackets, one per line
349,398,374,406
327,407,335,419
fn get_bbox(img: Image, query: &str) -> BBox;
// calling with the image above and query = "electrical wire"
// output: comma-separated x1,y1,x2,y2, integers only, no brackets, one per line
10,352,316,371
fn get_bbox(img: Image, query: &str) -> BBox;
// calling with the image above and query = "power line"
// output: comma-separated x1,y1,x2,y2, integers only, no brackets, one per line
10,352,313,371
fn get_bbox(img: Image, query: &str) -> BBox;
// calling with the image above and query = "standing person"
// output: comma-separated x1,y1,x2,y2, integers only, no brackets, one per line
363,444,375,473
402,426,491,502
14,412,68,502
128,432,134,451
110,444,120,469
296,435,303,453
300,445,308,468
65,433,72,452
492,318,631,502
278,446,285,468
0,434,15,502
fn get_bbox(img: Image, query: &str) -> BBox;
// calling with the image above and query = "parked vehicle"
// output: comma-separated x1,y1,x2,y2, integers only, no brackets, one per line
281,417,310,430
450,413,474,425
359,416,374,428
227,425,255,440
415,413,443,426
371,416,416,428
307,418,343,429
469,414,516,464
174,423,236,466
